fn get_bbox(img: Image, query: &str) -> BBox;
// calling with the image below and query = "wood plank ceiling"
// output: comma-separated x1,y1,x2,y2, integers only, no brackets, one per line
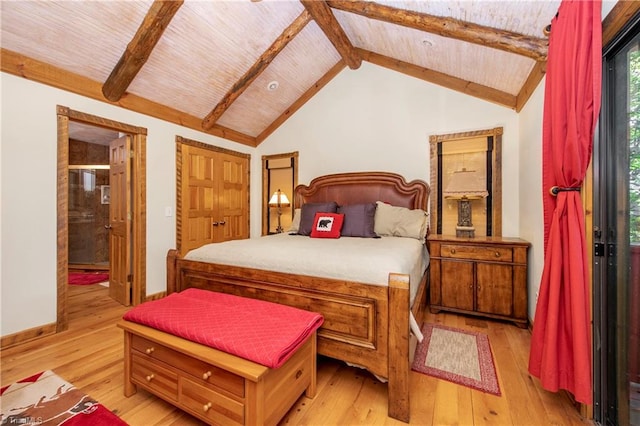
1,0,560,147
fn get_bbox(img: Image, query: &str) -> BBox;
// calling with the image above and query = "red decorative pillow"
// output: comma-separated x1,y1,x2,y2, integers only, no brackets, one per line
310,212,344,238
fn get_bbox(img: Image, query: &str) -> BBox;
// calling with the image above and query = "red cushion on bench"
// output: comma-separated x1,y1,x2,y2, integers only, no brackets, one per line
122,289,323,368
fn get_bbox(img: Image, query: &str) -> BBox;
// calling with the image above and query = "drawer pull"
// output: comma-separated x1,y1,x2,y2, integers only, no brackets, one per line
203,402,212,412
145,347,155,355
450,248,456,254
494,251,501,258
295,369,302,379
202,371,212,380
145,373,155,382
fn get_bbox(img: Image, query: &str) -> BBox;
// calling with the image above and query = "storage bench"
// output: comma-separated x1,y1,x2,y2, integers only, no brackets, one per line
118,320,317,426
116,289,323,425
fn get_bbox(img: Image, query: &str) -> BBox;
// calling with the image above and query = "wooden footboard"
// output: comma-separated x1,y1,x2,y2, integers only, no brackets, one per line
167,249,424,422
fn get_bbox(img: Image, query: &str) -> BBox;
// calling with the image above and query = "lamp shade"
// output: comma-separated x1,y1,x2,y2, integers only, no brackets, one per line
443,168,489,200
268,189,290,206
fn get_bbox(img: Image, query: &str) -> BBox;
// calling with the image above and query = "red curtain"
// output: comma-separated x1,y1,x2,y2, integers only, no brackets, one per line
528,0,601,405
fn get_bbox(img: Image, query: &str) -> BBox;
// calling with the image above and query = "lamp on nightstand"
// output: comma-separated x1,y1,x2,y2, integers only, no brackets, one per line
269,189,290,233
443,168,488,238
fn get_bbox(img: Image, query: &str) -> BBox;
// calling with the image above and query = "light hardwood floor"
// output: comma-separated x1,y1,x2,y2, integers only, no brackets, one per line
0,284,593,426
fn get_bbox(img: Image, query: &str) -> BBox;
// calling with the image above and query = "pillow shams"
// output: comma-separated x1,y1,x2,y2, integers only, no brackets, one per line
337,203,378,238
288,208,301,233
374,201,429,242
298,202,338,236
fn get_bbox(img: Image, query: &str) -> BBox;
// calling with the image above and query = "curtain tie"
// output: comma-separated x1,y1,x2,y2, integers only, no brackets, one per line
549,186,580,196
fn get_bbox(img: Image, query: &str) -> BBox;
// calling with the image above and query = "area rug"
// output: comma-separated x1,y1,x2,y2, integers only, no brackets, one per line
411,323,501,396
0,370,127,425
68,272,109,286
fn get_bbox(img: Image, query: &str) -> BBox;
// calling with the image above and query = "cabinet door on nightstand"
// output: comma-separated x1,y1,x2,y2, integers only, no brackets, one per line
476,263,513,316
441,260,474,311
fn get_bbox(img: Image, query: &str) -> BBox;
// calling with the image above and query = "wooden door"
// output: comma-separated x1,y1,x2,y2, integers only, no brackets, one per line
180,144,217,255
179,143,249,256
476,263,513,316
440,259,474,311
109,135,131,306
216,151,248,242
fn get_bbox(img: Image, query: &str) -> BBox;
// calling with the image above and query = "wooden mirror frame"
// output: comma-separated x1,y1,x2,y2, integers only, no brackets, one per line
261,152,298,235
429,127,502,237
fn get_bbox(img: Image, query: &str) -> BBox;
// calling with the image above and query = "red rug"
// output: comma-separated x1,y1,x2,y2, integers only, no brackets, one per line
68,272,108,286
0,370,127,425
412,323,501,396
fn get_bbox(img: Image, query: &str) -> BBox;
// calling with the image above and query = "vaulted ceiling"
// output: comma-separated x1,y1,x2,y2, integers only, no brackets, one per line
1,0,561,147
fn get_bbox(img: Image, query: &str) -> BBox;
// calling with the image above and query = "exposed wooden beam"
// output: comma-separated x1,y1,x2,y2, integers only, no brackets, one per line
357,48,516,109
2,48,257,147
102,0,184,102
602,0,640,47
202,10,311,131
515,60,546,112
256,60,347,144
328,0,549,61
300,0,361,70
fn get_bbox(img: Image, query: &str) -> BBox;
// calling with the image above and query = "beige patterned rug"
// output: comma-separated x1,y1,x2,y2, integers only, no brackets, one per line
412,323,501,396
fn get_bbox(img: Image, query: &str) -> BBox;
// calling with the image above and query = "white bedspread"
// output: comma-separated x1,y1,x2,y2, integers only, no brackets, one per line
184,233,430,306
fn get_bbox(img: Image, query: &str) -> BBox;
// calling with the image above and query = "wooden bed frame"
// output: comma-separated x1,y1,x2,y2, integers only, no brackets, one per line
166,171,430,422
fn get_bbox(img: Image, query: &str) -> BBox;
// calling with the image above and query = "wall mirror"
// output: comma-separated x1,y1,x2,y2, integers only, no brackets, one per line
429,127,502,237
262,152,298,235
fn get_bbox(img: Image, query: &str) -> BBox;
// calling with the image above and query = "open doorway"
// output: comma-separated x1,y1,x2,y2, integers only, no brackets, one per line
68,122,116,273
56,106,147,333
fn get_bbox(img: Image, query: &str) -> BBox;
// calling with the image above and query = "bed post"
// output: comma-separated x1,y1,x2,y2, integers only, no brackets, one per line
167,249,178,294
387,273,410,423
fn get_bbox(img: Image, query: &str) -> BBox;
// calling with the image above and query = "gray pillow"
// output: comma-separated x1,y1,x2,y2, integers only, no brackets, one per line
298,202,338,236
338,203,378,238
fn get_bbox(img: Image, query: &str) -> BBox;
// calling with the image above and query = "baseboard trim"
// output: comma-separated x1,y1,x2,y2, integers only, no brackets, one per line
1,322,57,350
146,291,166,302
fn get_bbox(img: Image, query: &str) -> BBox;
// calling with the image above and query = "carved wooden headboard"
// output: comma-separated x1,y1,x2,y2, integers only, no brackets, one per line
294,171,430,210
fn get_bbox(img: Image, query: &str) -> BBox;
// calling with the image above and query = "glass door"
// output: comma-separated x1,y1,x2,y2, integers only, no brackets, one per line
595,17,640,426
68,166,110,267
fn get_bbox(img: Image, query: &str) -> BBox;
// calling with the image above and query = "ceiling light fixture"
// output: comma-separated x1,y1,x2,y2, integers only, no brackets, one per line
267,80,279,91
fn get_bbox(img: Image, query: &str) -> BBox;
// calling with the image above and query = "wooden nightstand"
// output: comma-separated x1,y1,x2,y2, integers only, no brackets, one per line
427,235,530,328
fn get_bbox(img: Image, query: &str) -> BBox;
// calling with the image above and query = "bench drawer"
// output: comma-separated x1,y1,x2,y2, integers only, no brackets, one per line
131,353,178,401
180,376,245,425
131,334,245,398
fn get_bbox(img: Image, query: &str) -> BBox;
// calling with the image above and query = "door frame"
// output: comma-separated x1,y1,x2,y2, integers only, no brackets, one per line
56,105,147,332
593,16,640,423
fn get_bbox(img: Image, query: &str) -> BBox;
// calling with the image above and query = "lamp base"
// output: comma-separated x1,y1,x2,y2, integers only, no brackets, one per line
456,226,475,238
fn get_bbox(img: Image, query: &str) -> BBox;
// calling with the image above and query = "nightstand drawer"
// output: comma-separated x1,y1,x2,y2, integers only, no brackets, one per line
441,243,513,262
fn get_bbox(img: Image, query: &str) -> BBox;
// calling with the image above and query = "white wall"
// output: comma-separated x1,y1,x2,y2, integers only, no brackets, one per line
518,79,546,322
0,73,252,336
2,61,540,338
257,62,522,236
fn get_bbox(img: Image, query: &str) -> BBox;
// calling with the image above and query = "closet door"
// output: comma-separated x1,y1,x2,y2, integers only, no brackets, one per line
180,144,217,255
216,151,249,242
178,140,250,256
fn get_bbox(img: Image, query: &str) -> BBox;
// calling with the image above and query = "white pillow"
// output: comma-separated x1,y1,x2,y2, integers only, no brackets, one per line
374,201,429,242
288,208,301,233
